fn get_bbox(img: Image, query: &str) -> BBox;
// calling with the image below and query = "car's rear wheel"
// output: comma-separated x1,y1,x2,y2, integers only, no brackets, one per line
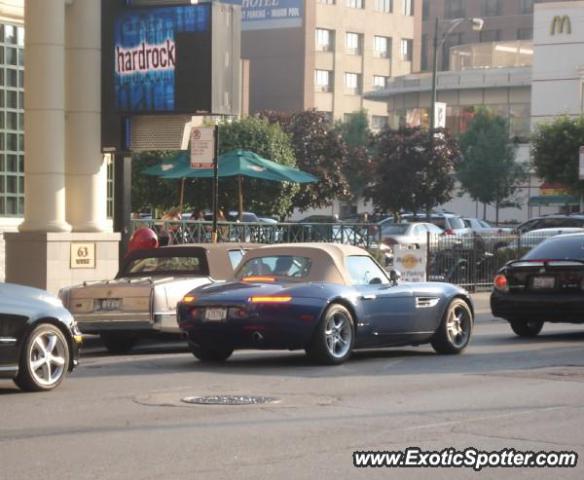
100,333,137,355
306,303,354,365
14,323,70,392
190,344,233,362
431,298,473,354
509,319,543,338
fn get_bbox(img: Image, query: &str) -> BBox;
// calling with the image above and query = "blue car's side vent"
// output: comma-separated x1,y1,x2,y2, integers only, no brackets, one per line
415,297,440,309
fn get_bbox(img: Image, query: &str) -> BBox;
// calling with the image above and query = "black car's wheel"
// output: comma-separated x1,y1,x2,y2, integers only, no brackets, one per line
14,323,70,392
190,344,233,362
100,333,137,355
306,303,354,365
431,298,473,355
509,319,544,338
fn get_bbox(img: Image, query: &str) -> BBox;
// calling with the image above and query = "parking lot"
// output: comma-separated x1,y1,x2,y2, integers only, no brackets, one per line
1,294,583,480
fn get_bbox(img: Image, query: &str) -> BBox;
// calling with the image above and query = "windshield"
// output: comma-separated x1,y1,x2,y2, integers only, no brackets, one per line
123,255,208,276
381,224,410,235
237,255,312,280
523,235,584,260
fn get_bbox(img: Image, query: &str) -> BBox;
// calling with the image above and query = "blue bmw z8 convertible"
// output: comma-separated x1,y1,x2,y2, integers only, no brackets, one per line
177,244,474,365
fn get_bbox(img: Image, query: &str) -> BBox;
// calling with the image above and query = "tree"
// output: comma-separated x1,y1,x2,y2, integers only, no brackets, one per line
366,127,460,216
532,115,584,195
132,151,181,213
458,109,527,223
260,110,351,210
335,110,374,200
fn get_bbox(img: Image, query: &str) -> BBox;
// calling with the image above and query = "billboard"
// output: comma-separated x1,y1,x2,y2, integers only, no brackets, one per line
223,0,303,31
112,4,211,113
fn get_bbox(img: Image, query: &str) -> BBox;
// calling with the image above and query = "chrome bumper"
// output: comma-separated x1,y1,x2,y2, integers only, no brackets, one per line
74,312,180,334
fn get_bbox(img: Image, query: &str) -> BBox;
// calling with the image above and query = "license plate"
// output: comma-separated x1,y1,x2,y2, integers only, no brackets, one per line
96,298,121,311
204,308,227,322
532,276,555,289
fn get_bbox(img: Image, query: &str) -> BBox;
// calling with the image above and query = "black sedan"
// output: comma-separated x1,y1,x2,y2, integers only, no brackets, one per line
491,232,584,337
1,282,82,391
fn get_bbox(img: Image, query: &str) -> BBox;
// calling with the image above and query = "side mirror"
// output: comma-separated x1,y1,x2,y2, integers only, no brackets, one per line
369,277,382,285
390,269,402,285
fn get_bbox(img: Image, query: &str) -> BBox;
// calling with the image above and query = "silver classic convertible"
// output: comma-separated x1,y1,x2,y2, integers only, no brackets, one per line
59,244,250,353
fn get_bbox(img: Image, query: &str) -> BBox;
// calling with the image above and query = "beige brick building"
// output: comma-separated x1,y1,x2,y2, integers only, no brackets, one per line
244,0,422,127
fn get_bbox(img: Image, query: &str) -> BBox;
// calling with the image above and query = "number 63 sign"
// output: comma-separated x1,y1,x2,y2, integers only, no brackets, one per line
70,242,96,269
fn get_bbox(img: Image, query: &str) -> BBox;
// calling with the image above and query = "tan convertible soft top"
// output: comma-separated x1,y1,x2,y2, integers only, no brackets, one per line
234,243,371,286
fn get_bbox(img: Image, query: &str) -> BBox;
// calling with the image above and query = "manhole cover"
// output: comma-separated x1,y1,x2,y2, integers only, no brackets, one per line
181,395,279,406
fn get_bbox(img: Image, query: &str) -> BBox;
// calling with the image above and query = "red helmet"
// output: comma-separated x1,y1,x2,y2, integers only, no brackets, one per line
127,227,158,254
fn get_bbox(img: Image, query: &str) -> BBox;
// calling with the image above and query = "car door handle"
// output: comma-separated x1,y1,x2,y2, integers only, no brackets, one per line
361,294,377,300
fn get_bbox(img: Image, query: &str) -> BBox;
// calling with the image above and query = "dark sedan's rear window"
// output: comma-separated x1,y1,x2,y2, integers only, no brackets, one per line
523,235,584,260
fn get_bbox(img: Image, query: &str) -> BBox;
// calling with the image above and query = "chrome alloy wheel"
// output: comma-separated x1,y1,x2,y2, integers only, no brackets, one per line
324,311,352,359
28,330,67,388
446,303,471,348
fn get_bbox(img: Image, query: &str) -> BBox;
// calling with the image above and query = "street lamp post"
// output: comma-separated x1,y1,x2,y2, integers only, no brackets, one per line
429,17,484,131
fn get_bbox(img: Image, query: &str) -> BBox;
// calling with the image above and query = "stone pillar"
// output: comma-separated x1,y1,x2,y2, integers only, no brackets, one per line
19,0,71,233
66,0,108,232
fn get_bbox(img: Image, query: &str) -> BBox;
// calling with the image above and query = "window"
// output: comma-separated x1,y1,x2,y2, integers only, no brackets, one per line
315,70,333,92
318,111,333,123
374,36,391,58
316,28,333,52
421,34,429,70
445,0,465,19
228,250,245,269
517,28,533,40
479,29,501,43
481,0,501,16
0,21,25,216
401,0,414,16
371,115,388,130
442,32,463,70
346,0,363,8
344,72,361,94
345,32,362,55
345,256,389,285
373,75,388,90
422,0,430,20
374,0,392,13
520,0,534,14
318,0,336,4
400,38,413,61
237,256,312,279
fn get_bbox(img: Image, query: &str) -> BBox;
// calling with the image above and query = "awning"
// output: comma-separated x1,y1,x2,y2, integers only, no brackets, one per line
528,195,579,206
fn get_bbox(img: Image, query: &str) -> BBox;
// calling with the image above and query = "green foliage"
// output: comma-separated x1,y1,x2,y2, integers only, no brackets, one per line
366,127,460,214
335,110,375,199
132,151,181,213
532,115,584,194
260,110,351,210
457,109,527,213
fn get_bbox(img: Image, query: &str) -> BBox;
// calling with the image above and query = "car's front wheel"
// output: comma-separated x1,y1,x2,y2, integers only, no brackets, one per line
100,333,137,355
306,303,354,365
190,344,233,362
14,323,70,392
431,298,473,354
509,319,543,338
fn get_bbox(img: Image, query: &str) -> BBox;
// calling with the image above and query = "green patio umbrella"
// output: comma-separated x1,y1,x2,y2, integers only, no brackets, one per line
145,149,318,218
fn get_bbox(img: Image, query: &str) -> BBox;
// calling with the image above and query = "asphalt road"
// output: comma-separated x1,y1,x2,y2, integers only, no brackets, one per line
1,293,584,480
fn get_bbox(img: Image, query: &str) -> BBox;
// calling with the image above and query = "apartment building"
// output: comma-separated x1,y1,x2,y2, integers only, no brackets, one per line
243,0,422,127
421,0,571,71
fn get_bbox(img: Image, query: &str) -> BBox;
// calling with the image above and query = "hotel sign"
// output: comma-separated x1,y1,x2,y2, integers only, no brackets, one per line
550,15,572,35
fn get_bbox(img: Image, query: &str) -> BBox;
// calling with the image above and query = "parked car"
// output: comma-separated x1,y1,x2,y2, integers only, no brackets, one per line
518,227,584,249
381,222,444,249
491,232,584,337
516,214,584,234
59,243,252,354
0,283,82,391
177,243,474,365
463,217,514,250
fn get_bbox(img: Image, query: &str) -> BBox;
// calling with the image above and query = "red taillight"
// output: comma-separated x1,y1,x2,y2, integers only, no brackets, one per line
494,274,509,292
444,229,454,235
242,276,276,283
